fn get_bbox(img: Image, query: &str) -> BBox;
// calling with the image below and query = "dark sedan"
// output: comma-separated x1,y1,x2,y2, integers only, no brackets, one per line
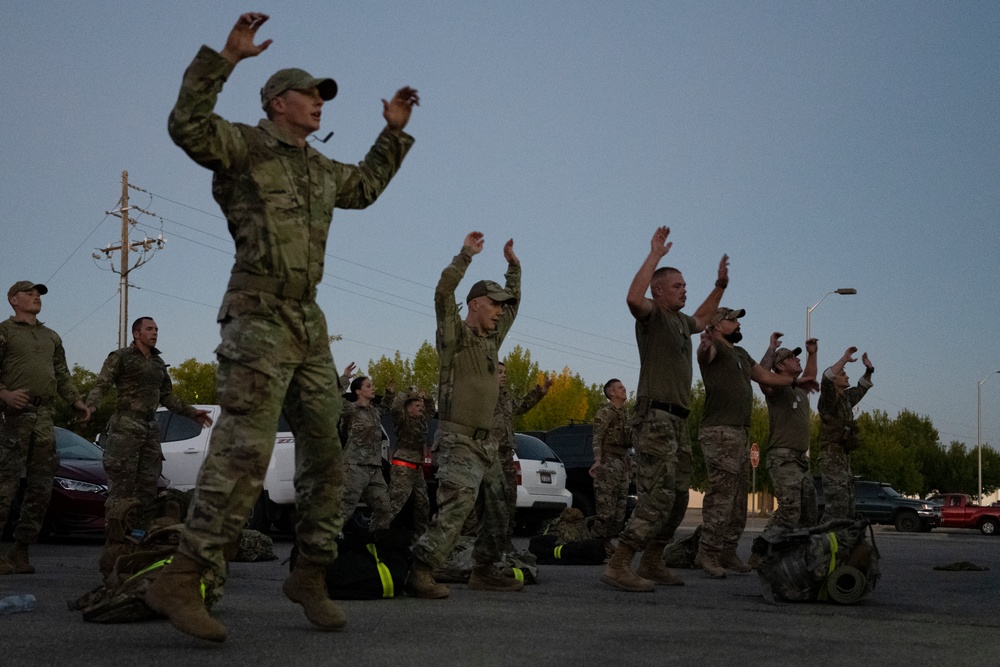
2,427,109,540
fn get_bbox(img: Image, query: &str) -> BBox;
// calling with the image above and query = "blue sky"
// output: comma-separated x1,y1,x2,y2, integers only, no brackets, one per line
2,1,998,451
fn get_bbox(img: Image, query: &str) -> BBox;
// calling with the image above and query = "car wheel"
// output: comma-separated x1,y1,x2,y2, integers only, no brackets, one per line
894,511,920,533
979,518,999,536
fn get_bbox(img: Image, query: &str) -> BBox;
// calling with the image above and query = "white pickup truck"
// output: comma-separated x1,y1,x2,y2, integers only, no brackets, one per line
155,405,298,532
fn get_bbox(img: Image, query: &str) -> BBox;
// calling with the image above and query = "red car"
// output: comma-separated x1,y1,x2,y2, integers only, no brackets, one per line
3,427,111,539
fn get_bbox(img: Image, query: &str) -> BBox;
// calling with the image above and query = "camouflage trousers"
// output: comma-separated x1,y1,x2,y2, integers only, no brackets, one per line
499,445,517,548
819,444,853,522
102,414,162,522
0,407,57,544
618,409,691,552
698,425,750,557
411,428,506,569
178,295,344,577
385,462,430,536
343,464,391,531
761,447,817,542
593,455,630,539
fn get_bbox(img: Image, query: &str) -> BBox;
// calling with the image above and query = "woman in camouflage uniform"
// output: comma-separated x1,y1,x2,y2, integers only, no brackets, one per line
340,376,391,530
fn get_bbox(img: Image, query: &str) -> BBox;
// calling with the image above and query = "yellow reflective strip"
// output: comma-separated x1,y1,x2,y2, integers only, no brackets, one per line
124,557,172,585
512,567,524,582
367,544,394,598
554,545,563,559
817,532,839,602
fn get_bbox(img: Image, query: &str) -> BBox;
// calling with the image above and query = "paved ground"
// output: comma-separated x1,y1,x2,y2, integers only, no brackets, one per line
2,512,997,666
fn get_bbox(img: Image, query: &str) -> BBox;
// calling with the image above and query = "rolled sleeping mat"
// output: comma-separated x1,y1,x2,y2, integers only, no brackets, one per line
826,565,868,604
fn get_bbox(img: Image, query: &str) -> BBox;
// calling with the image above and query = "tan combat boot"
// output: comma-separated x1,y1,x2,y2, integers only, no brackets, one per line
635,542,685,586
468,564,524,592
145,553,228,642
719,551,752,574
283,555,346,630
694,550,728,579
6,541,35,574
601,543,655,592
0,556,14,576
404,559,450,599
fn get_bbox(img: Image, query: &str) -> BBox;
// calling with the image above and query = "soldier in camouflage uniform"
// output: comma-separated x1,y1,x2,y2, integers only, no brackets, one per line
406,232,523,599
144,13,418,642
384,387,434,537
86,317,212,528
818,347,874,522
588,378,631,557
750,336,820,568
339,375,392,531
492,361,551,552
695,310,817,578
0,281,91,576
601,227,729,593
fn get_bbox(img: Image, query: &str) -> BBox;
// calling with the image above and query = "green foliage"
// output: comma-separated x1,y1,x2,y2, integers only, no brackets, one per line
517,367,599,432
169,358,217,405
366,342,439,396
503,345,540,404
52,365,108,440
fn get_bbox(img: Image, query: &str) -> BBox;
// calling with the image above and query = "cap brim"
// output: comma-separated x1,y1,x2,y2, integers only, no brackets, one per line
316,78,338,100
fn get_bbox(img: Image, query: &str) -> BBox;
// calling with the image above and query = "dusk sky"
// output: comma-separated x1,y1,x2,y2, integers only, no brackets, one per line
2,2,998,453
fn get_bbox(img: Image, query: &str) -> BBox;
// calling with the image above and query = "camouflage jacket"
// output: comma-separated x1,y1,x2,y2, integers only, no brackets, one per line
592,403,630,460
435,247,520,430
341,399,391,467
169,46,414,300
86,343,198,422
490,385,545,450
388,389,435,464
818,369,872,451
0,317,80,407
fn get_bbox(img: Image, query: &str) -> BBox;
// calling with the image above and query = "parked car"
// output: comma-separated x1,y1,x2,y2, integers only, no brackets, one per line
3,427,112,539
816,478,941,532
512,433,573,534
156,405,293,532
931,493,1000,535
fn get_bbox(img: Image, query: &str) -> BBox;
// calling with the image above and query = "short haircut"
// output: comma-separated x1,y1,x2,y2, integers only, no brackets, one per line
131,316,153,334
604,378,621,399
651,266,681,283
404,397,422,409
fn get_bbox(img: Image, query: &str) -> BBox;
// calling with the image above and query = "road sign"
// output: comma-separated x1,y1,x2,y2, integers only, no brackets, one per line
750,442,760,469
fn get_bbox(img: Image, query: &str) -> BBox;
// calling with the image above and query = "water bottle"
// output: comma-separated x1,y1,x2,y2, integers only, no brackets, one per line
0,593,36,614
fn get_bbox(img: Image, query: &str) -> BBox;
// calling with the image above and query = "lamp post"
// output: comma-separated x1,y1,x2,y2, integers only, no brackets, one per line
977,370,1000,504
805,288,857,340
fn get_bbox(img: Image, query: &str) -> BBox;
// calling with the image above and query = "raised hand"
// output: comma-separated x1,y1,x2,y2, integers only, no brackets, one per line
650,226,672,258
220,13,272,64
464,231,484,254
503,238,519,266
382,86,420,132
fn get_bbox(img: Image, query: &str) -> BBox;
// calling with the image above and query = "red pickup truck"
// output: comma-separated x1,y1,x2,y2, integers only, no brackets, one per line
935,493,1000,535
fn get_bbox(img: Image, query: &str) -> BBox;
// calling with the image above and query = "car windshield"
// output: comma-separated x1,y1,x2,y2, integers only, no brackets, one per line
881,485,901,497
55,427,104,461
514,434,561,463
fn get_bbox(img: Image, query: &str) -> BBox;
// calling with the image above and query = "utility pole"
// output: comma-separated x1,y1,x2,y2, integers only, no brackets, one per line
94,171,166,348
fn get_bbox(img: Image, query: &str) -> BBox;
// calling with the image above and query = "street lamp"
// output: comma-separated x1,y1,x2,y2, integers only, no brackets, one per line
805,288,857,340
977,370,1000,504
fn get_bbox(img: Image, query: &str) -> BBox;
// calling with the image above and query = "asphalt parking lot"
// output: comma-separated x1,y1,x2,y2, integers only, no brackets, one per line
2,512,997,666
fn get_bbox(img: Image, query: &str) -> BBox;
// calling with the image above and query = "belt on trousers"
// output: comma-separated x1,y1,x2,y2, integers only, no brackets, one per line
439,420,490,441
5,396,51,413
228,272,315,301
649,401,690,419
391,459,419,469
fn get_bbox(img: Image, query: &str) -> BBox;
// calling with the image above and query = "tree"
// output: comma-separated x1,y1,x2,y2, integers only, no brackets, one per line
517,367,598,432
502,345,540,403
169,358,217,405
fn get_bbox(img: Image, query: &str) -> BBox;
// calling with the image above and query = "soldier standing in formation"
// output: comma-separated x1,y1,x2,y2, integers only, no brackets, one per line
601,227,728,592
695,310,817,578
818,346,874,522
384,386,435,536
86,317,212,528
144,12,418,642
406,232,523,598
750,336,820,567
491,361,552,553
339,374,392,531
0,282,91,576
589,378,632,558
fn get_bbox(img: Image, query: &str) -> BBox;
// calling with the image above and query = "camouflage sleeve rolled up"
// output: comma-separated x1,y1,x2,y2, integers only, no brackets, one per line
512,384,545,417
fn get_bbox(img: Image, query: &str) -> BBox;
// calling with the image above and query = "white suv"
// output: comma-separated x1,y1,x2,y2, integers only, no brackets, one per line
513,433,573,533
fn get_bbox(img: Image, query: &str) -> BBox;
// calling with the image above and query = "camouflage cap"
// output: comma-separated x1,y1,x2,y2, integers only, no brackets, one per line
771,347,803,370
466,280,517,305
709,307,745,327
8,281,48,299
260,68,338,110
